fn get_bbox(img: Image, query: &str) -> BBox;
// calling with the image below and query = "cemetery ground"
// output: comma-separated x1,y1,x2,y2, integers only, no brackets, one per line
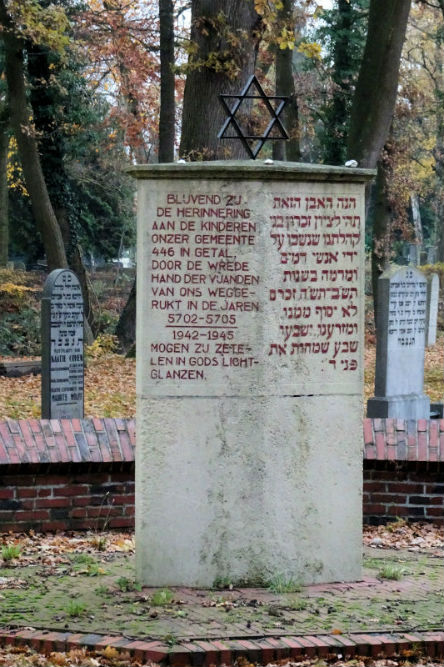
0,522,441,666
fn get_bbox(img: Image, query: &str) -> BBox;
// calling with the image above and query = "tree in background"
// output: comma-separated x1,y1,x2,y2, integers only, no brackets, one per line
0,46,8,267
179,0,261,160
0,0,68,270
315,0,368,165
346,0,412,310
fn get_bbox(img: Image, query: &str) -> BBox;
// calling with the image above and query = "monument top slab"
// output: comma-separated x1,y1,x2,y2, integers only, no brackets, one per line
127,160,376,183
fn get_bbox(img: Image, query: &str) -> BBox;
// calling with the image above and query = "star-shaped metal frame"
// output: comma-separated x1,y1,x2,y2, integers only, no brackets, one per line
217,75,289,160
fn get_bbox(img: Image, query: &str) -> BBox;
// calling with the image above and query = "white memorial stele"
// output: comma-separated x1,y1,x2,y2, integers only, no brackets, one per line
129,160,374,587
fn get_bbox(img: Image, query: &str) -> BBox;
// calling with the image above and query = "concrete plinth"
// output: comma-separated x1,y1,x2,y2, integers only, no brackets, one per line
367,394,430,419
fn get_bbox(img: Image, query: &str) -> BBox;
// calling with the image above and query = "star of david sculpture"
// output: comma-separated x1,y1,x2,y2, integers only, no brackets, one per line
217,75,289,159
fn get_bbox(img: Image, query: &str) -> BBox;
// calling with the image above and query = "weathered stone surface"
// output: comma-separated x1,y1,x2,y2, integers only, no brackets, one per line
41,269,84,419
425,273,439,346
367,265,429,419
133,161,372,586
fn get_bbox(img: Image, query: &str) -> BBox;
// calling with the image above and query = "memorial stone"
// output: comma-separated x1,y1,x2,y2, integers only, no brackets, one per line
130,160,373,588
41,269,84,419
425,273,439,346
367,265,429,419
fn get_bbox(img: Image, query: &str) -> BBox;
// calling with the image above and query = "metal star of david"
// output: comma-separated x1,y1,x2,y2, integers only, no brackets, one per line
217,75,289,159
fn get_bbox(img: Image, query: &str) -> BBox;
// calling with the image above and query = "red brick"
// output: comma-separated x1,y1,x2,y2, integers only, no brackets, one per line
253,639,274,664
426,507,444,517
363,419,373,444
15,510,50,521
113,494,135,505
371,493,406,504
289,636,316,658
12,435,28,462
363,504,385,514
418,432,428,460
37,488,51,498
57,485,89,497
303,636,329,657
93,418,104,432
28,419,41,434
35,497,71,509
375,432,386,459
118,431,134,461
352,633,384,657
108,517,134,528
388,482,423,493
71,508,89,518
280,637,303,659
0,489,14,499
71,419,82,432
50,420,62,433
417,419,428,432
168,645,192,667
194,640,222,666
363,481,386,492
16,488,37,498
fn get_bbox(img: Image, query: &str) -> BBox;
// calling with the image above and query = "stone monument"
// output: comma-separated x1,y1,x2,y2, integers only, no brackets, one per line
130,161,373,587
41,269,84,419
367,265,429,419
425,273,439,347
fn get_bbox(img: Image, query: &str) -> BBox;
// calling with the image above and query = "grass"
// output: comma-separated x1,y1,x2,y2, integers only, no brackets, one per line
150,588,174,606
267,573,302,594
378,564,405,580
65,600,86,617
1,544,21,563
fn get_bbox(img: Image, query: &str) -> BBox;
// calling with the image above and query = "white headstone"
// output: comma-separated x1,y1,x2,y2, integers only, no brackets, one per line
130,161,373,587
41,269,84,419
426,273,439,346
367,265,430,419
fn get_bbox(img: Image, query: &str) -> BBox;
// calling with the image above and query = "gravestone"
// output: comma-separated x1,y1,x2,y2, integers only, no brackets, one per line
426,273,439,347
367,265,429,419
426,246,437,264
130,160,374,587
407,243,421,266
41,269,84,419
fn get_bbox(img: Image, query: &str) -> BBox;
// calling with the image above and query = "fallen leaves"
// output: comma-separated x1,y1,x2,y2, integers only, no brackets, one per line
363,520,444,554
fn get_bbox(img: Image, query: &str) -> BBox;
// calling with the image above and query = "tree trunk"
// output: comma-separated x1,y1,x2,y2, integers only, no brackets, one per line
346,0,411,315
369,156,392,315
0,112,8,267
0,0,68,271
158,0,175,162
272,0,300,162
433,2,444,262
179,0,260,160
115,280,136,354
347,0,411,169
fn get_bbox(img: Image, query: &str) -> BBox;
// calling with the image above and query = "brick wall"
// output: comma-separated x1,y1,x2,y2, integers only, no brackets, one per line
0,466,134,532
0,417,442,531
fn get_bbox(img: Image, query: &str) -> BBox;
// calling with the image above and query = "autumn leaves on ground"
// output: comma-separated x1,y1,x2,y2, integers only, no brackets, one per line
0,269,443,419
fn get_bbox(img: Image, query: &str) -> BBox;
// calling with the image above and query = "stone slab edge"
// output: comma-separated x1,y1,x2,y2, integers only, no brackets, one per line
1,628,443,665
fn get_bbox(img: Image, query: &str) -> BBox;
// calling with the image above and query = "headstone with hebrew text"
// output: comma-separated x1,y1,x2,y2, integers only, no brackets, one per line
367,265,429,419
41,269,84,419
130,160,374,588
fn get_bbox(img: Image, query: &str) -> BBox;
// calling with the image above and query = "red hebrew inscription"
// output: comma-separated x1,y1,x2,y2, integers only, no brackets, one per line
268,194,361,371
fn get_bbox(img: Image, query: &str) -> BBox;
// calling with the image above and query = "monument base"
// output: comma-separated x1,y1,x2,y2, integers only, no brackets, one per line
367,394,430,419
430,402,444,418
136,395,362,588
